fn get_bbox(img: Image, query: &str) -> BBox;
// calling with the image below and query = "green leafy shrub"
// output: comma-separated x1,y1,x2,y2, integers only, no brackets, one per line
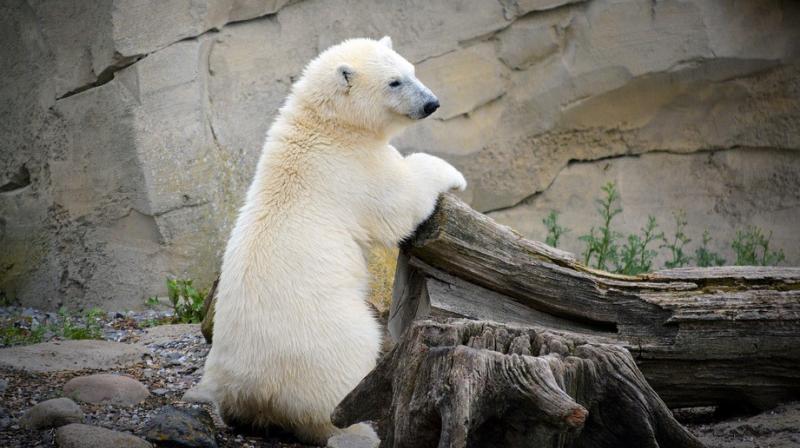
579,182,623,271
616,216,663,275
0,320,45,346
662,211,692,269
166,278,208,323
731,226,785,266
543,211,569,248
695,230,726,267
58,307,104,340
545,182,788,274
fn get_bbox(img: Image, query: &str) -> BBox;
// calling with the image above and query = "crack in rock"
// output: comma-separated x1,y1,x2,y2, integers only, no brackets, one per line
0,165,31,193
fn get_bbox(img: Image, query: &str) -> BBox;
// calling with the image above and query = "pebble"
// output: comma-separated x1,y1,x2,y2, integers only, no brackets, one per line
0,407,12,431
55,423,151,448
143,405,218,448
20,397,83,430
64,374,149,406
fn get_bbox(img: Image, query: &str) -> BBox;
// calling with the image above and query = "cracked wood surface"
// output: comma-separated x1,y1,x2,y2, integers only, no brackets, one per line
389,193,800,411
334,320,703,448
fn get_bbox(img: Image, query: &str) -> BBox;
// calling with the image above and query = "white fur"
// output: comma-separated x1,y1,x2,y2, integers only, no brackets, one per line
199,37,466,444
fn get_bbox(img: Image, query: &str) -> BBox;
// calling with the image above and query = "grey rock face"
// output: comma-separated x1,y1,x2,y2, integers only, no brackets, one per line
142,405,217,448
0,340,147,373
20,397,84,430
55,423,151,448
64,374,150,406
1,0,799,310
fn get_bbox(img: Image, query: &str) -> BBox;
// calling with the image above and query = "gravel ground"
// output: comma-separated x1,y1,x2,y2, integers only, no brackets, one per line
0,307,315,447
1,306,798,447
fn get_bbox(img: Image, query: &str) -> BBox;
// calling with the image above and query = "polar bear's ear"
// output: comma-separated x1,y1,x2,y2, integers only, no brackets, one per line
337,64,355,89
378,36,393,49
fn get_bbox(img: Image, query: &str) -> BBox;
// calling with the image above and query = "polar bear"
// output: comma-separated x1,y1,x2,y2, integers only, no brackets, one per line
199,36,466,444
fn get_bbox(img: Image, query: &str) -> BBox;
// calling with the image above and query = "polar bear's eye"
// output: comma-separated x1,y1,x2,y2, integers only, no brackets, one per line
388,80,402,88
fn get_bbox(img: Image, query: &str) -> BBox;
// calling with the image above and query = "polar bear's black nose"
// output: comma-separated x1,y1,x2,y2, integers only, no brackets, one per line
423,100,440,117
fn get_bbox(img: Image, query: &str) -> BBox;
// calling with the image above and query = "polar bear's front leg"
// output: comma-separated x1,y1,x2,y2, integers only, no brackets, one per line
368,152,467,246
405,152,467,194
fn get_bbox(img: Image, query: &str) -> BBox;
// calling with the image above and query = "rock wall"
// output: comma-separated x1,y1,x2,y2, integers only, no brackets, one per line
1,0,799,310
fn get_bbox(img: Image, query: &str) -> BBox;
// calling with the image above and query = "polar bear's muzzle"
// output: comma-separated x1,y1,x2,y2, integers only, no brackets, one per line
391,76,440,120
419,98,440,118
407,91,440,120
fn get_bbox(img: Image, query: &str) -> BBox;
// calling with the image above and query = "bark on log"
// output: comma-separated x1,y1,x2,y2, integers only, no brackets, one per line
333,319,703,448
388,194,800,411
200,278,218,344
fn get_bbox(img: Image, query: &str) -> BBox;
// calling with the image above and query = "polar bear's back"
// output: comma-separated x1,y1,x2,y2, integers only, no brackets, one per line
202,205,381,431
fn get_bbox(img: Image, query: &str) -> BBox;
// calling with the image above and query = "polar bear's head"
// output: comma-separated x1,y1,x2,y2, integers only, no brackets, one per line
291,36,439,136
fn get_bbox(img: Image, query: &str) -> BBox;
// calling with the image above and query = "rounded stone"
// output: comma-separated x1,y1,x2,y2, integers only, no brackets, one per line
143,405,217,448
21,397,84,430
55,423,151,448
0,340,147,373
63,373,149,406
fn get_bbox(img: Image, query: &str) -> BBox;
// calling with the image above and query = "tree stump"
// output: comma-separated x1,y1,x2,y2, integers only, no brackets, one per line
333,319,703,448
200,278,218,344
389,193,800,411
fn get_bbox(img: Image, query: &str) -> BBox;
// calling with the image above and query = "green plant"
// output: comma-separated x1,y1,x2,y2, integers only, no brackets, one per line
140,318,160,328
145,296,160,308
695,230,726,267
167,278,208,323
0,320,45,346
662,210,692,269
58,307,104,340
615,216,664,275
543,211,569,248
731,226,785,266
579,182,623,271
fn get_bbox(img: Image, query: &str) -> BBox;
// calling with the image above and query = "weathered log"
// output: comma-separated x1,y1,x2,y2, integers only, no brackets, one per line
333,319,703,448
200,278,218,344
389,193,800,411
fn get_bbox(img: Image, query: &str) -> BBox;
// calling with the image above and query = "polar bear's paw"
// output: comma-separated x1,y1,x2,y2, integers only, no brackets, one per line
448,168,468,192
407,152,468,193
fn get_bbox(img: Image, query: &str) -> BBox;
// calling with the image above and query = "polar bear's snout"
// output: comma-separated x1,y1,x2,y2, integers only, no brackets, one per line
404,79,440,120
422,98,440,117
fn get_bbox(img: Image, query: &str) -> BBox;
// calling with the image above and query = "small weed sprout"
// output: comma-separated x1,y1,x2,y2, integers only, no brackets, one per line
616,216,663,275
732,226,785,266
542,182,788,274
662,210,692,268
0,319,45,346
579,182,623,271
543,211,569,248
58,307,104,340
167,278,208,323
695,230,726,267
145,296,160,308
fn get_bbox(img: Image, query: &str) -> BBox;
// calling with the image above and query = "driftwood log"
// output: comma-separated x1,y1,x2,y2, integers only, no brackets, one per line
387,194,800,412
333,319,703,448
